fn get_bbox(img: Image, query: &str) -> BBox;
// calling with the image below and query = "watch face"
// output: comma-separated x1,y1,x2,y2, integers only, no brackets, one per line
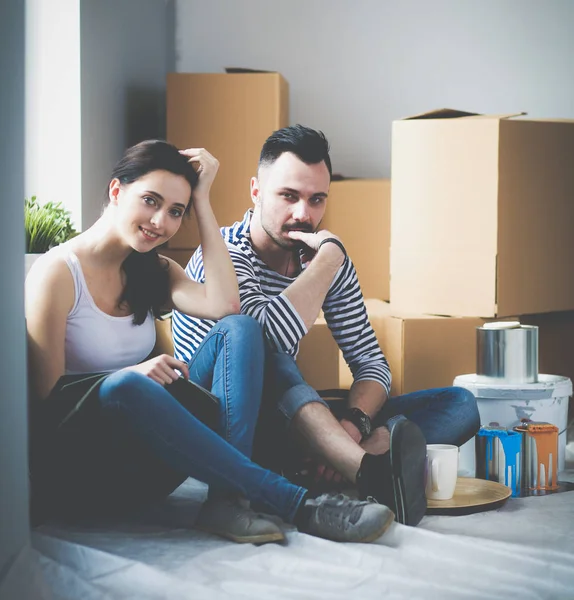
361,415,372,436
365,419,372,435
348,408,371,437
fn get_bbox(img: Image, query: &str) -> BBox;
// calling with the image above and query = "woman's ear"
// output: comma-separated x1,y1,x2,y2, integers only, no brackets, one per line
108,178,121,205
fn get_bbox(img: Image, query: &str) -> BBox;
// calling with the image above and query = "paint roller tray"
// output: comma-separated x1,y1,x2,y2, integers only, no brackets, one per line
426,478,512,516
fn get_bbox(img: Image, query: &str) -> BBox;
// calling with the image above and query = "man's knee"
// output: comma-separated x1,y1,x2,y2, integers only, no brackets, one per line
450,386,481,441
216,314,263,341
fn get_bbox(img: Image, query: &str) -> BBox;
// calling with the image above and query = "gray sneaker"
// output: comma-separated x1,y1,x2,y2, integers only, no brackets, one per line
300,493,395,543
195,498,285,544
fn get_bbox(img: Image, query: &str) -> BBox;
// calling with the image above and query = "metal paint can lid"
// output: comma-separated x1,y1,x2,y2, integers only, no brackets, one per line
481,321,522,330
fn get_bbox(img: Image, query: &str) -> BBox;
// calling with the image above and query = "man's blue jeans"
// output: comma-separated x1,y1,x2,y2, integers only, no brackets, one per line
256,351,481,469
57,316,306,523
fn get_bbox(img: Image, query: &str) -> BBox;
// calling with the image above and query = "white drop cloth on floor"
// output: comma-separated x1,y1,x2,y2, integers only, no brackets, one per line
32,444,574,599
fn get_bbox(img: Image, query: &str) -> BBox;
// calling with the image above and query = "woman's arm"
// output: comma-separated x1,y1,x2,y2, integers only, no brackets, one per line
25,255,75,401
166,148,240,318
162,255,238,320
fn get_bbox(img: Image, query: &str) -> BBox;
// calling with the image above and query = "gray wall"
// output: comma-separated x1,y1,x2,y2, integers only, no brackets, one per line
175,0,574,177
0,0,30,587
80,0,174,228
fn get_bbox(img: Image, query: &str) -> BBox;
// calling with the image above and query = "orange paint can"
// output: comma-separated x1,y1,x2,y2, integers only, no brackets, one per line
513,421,559,493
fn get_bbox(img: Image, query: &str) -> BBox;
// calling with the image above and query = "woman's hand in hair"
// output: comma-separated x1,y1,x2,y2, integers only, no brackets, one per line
122,354,190,386
179,147,219,204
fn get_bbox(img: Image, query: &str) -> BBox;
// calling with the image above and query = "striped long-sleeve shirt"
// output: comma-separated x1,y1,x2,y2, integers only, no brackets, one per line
172,210,392,395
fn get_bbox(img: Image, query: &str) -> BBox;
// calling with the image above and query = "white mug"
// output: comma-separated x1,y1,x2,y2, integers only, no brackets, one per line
425,444,459,500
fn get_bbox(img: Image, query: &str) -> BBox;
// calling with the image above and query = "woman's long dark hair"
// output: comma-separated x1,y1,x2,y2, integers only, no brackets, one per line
111,140,198,325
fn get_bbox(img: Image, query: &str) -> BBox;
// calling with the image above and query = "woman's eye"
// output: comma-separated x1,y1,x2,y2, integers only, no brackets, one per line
169,209,183,218
143,196,156,206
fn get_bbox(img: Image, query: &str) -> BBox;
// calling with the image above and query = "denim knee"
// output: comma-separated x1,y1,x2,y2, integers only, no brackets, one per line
214,314,264,346
450,386,481,444
98,370,152,411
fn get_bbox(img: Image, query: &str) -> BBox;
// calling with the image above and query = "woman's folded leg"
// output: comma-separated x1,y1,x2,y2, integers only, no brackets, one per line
97,370,306,524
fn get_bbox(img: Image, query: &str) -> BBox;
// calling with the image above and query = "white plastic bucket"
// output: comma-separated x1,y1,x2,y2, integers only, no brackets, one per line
454,374,572,475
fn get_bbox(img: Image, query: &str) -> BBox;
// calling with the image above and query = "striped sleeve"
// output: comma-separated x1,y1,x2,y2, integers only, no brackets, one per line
229,246,308,353
323,258,392,396
171,245,216,364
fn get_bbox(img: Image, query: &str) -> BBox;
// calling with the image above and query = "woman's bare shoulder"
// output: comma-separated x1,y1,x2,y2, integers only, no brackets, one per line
26,248,75,308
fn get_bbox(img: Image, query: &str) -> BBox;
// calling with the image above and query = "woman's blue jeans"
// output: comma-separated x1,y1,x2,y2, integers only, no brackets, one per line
80,315,305,523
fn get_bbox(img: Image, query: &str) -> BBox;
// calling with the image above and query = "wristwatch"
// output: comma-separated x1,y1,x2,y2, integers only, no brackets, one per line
342,407,372,440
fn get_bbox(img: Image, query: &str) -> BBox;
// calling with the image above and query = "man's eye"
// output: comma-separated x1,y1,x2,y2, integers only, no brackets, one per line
311,197,325,205
282,193,294,199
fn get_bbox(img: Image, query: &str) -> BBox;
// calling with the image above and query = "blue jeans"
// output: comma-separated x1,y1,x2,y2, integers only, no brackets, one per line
256,352,480,467
60,316,306,523
185,314,264,458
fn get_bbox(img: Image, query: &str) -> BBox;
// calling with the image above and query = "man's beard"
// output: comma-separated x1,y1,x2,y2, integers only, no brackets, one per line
259,201,317,250
262,220,299,250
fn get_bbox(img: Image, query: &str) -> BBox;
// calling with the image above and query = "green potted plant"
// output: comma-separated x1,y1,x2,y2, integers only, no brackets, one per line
25,196,77,274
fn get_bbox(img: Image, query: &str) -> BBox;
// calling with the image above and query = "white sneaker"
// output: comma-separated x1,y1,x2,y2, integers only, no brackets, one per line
195,498,285,544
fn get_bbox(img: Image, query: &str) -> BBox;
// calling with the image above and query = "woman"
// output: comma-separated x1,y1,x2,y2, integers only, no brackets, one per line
26,140,393,545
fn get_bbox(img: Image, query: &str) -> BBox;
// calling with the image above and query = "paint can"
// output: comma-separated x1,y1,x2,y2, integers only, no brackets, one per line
476,322,538,384
513,421,559,493
475,425,523,496
454,374,571,473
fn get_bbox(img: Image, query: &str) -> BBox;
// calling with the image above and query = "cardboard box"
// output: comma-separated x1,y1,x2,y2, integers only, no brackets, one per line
297,299,485,397
390,109,574,318
167,71,289,248
153,314,174,357
322,179,390,301
296,317,347,391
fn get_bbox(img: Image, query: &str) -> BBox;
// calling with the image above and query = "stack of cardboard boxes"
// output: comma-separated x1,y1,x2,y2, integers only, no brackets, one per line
298,109,574,404
164,72,574,403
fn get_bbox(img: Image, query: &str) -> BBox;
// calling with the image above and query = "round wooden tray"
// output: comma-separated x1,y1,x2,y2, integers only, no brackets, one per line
426,477,512,515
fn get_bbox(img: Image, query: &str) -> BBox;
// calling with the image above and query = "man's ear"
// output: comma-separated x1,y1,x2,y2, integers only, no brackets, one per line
108,178,121,205
250,177,261,205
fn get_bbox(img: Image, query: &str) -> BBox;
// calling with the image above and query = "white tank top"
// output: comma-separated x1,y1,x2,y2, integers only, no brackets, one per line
59,250,156,374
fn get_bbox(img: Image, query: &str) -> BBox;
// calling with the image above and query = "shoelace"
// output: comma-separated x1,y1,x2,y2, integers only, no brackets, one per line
314,494,373,528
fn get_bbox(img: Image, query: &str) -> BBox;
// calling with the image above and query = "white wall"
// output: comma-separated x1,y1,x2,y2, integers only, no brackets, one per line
26,0,82,227
26,0,173,231
175,0,574,178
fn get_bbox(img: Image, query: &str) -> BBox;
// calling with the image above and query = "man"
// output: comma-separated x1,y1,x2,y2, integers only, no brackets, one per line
173,125,480,527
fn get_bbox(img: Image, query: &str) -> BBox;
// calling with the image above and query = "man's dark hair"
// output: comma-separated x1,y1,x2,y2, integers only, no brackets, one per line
259,124,332,177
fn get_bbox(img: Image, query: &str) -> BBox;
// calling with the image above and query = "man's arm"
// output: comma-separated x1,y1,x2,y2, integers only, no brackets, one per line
348,379,387,419
185,243,308,354
182,231,345,355
280,230,345,331
322,259,392,435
